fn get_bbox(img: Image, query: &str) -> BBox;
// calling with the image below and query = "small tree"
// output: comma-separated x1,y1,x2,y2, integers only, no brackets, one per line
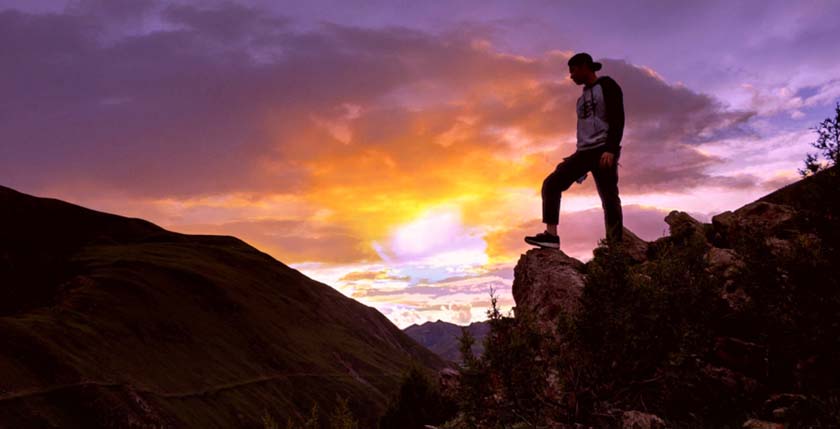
329,395,358,429
261,409,279,429
303,402,321,429
457,325,478,369
800,101,840,177
378,361,457,429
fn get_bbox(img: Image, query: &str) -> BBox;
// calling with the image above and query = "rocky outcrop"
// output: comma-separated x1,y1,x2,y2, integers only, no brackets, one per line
504,187,835,428
620,410,667,429
512,248,586,340
511,226,649,341
712,201,804,250
442,168,840,429
616,227,650,263
665,210,709,245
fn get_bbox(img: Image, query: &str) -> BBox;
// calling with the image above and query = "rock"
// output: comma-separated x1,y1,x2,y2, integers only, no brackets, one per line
705,247,744,275
615,227,650,263
771,407,787,421
721,287,751,313
512,248,586,339
665,210,709,244
620,410,667,429
762,232,821,259
705,247,751,311
712,202,798,248
761,393,810,422
742,418,786,429
712,210,737,246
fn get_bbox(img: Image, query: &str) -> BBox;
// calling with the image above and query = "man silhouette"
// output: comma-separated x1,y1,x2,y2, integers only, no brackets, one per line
525,52,624,249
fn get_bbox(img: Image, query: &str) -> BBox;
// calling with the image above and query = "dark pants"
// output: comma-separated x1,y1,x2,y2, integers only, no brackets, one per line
541,146,623,243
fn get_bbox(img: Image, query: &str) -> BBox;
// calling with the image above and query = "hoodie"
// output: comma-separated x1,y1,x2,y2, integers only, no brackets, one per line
575,75,624,154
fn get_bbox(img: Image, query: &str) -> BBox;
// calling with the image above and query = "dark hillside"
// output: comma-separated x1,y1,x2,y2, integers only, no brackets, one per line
0,184,449,428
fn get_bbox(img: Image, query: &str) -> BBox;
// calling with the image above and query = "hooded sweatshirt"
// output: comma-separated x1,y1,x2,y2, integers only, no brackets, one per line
575,75,624,154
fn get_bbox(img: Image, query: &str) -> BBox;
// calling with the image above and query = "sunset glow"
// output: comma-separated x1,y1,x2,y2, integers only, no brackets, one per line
3,0,838,328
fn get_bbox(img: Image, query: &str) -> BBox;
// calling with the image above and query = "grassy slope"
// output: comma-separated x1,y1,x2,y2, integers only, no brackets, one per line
0,185,448,428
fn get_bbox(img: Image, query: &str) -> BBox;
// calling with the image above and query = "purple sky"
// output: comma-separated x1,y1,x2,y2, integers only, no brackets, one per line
2,0,838,328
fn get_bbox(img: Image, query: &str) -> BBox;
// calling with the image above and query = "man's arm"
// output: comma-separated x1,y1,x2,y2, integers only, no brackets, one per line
601,77,624,155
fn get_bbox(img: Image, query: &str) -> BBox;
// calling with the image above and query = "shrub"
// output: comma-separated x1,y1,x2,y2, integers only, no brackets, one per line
378,360,457,429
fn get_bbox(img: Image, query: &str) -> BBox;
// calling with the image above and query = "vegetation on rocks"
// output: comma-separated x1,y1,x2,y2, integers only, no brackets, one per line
440,167,840,428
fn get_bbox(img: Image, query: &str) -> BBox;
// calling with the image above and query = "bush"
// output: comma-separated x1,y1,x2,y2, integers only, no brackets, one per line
450,286,551,428
378,360,457,429
730,220,840,392
263,396,358,429
574,230,725,390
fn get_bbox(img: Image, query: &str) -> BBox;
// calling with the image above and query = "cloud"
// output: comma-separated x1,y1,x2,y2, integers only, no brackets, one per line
0,3,774,282
161,1,286,41
339,269,410,282
171,218,378,264
0,4,758,201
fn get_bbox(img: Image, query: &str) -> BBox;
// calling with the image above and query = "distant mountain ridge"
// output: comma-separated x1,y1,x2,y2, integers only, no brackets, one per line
0,184,450,428
404,319,491,364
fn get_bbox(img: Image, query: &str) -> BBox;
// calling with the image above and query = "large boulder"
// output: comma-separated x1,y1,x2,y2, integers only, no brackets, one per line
704,246,750,311
665,210,709,244
620,410,667,429
512,248,586,339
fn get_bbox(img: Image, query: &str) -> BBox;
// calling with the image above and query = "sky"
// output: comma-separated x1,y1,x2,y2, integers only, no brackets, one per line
2,0,839,329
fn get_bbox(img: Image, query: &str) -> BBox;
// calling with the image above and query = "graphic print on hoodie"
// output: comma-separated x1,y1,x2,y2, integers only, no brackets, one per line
575,75,625,153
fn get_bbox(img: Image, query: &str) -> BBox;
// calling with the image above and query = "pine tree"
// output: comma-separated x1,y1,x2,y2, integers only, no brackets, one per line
800,101,840,176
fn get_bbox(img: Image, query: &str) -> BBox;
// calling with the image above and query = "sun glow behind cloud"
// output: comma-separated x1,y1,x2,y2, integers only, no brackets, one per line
376,204,487,267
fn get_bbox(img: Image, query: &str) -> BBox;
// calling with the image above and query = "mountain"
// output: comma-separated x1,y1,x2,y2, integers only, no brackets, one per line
437,166,840,428
403,320,491,364
0,184,450,428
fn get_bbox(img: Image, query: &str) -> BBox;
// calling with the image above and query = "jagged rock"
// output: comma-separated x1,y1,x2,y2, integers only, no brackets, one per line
705,247,750,311
712,201,798,248
761,393,810,422
705,247,744,276
511,228,647,340
512,248,586,339
615,226,649,263
665,210,709,243
620,410,667,429
762,232,821,259
742,418,786,429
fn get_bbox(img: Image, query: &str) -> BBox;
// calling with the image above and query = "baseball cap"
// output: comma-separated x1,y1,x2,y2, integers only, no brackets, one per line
568,52,602,71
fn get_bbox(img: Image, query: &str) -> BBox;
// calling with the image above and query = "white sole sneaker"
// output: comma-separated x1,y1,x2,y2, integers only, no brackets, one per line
524,237,560,248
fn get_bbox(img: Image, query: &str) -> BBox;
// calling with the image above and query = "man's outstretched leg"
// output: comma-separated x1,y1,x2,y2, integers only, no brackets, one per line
592,148,623,245
525,151,590,248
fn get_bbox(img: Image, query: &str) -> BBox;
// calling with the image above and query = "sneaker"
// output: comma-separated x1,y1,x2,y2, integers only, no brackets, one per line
524,230,560,248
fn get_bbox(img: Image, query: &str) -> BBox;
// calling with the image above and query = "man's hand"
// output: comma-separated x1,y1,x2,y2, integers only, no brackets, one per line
599,151,616,169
